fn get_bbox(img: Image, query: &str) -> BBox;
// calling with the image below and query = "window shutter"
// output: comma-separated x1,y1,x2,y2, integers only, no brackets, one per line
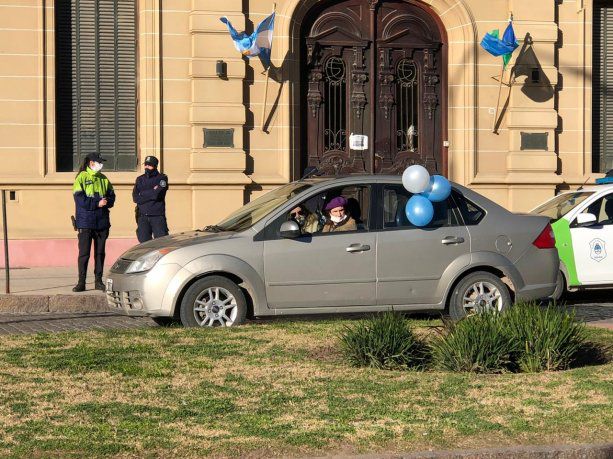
593,2,613,173
55,0,137,172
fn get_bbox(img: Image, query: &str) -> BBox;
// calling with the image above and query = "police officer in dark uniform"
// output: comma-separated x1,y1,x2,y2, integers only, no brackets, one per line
133,156,169,242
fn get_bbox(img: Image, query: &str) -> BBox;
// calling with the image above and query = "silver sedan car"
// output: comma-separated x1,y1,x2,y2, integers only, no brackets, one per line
106,175,559,327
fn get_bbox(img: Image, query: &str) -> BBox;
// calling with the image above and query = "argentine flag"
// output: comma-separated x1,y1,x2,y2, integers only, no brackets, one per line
220,12,275,70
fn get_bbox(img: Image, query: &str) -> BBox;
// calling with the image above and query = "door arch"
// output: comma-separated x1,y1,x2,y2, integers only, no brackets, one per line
300,0,447,176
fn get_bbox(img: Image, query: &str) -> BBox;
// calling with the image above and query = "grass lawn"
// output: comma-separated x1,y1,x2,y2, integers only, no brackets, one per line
0,317,611,458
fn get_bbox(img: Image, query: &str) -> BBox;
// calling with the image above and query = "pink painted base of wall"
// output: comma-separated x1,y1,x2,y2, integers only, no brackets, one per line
0,238,139,268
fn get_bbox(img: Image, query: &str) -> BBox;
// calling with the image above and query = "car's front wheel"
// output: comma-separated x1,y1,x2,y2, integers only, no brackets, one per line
448,271,511,320
179,276,247,327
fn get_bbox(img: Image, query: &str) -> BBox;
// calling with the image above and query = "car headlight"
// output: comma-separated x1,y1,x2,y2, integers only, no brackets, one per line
125,248,176,274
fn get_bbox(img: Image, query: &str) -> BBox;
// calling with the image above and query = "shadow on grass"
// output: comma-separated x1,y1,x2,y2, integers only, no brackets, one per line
571,341,612,368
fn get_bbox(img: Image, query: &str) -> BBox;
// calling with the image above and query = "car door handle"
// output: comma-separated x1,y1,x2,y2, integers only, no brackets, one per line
346,243,371,253
441,236,465,245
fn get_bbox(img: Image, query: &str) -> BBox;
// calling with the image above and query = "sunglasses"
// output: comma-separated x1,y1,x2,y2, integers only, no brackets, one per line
290,210,304,217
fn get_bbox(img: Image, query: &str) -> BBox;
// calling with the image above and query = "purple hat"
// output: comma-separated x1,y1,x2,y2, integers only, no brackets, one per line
325,196,348,211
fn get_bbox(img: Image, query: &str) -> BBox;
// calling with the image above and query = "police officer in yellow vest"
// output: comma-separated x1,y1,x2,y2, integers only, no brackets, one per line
72,153,115,292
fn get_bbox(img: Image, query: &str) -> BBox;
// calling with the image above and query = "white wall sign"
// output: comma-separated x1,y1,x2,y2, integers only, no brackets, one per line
349,133,368,150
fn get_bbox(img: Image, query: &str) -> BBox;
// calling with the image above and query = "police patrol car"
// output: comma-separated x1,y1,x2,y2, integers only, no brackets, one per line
531,172,613,300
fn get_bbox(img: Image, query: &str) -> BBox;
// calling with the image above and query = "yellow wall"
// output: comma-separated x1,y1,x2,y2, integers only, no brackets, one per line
0,0,600,241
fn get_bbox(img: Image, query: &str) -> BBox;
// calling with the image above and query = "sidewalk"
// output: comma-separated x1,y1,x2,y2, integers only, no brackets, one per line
0,267,107,313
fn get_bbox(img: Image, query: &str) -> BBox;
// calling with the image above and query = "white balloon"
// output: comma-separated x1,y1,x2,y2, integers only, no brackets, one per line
402,165,431,194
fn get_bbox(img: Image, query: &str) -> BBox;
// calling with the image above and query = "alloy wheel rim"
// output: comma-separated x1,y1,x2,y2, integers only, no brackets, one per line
193,287,238,327
462,281,502,315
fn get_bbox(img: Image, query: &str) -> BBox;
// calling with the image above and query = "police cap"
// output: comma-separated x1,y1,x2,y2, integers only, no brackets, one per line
144,155,159,167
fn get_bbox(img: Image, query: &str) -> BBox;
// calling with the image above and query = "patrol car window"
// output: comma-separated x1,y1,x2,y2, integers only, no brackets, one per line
216,183,312,232
581,194,613,226
532,192,593,221
382,185,458,229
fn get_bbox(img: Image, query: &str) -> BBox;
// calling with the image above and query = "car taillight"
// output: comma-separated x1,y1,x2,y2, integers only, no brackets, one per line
533,223,556,249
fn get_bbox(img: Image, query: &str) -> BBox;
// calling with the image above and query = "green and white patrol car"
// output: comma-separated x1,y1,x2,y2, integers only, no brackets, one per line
531,183,613,300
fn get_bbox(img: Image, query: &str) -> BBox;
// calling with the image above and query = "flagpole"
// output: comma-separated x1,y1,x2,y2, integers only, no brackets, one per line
492,62,504,133
491,13,514,134
261,3,276,131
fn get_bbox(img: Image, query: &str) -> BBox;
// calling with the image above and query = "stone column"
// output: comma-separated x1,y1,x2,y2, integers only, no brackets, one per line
139,0,163,166
505,1,561,210
189,0,250,227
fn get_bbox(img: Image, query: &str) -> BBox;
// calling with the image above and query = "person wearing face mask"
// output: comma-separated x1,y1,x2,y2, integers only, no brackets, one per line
288,204,320,234
132,155,169,243
322,196,356,233
72,152,116,292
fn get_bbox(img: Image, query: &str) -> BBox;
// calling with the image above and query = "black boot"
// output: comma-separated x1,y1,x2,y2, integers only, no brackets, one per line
72,281,86,292
94,278,105,291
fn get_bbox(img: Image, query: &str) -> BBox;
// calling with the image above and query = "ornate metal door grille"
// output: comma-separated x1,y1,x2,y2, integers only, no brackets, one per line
301,0,446,176
323,57,347,153
396,59,419,153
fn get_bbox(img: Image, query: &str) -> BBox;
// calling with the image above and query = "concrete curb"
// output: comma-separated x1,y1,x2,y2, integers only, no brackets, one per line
315,443,613,459
0,294,109,313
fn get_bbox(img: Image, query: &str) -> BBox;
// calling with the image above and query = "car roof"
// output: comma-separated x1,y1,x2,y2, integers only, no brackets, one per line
555,184,613,194
301,174,475,194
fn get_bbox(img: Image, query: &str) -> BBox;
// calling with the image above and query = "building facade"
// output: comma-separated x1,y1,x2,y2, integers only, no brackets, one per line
0,0,610,266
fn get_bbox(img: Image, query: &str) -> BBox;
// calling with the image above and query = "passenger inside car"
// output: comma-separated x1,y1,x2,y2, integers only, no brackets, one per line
288,204,321,234
322,196,357,232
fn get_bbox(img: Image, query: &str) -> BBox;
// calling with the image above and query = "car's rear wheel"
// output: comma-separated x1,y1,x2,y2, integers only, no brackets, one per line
179,276,247,328
448,271,511,320
551,270,566,302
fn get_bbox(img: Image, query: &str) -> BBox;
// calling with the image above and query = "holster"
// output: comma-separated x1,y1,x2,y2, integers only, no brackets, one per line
134,205,140,224
70,215,77,231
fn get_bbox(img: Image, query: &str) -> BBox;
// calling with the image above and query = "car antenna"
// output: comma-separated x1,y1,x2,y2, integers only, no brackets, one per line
300,166,321,180
577,176,591,191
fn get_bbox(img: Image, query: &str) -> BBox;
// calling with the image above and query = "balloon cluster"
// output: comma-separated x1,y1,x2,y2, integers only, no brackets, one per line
402,165,452,227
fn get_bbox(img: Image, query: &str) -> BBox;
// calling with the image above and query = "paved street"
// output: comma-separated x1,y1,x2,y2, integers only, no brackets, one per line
0,312,155,335
0,289,611,335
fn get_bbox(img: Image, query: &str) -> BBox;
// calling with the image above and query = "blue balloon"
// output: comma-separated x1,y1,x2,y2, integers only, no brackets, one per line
405,195,434,227
422,175,451,202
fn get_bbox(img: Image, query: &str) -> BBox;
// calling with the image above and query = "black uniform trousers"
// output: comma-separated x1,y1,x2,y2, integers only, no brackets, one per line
77,228,109,282
137,215,168,243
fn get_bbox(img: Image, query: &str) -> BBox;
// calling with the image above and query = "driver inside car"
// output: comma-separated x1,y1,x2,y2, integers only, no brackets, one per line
288,204,321,234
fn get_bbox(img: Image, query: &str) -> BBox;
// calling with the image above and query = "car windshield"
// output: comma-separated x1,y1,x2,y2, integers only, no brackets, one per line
531,191,594,221
214,182,313,232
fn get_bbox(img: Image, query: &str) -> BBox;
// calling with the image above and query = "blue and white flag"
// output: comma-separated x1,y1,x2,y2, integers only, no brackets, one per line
480,19,519,67
220,12,275,69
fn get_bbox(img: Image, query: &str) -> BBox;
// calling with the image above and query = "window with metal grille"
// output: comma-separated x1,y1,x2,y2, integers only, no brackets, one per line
323,57,347,153
55,0,137,172
593,1,613,173
396,59,419,154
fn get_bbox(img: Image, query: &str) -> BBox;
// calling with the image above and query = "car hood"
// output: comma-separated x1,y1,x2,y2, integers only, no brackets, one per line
119,231,237,260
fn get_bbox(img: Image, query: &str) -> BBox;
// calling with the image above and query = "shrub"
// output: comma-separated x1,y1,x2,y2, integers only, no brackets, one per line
431,310,515,373
502,302,587,372
339,311,428,370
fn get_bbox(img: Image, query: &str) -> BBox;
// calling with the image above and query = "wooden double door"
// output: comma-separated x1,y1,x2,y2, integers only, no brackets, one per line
302,0,446,176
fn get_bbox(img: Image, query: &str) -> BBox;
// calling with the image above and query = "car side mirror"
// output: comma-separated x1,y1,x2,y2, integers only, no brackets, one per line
576,212,597,227
280,220,301,238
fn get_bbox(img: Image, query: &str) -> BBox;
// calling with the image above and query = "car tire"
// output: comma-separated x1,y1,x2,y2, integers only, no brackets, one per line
448,271,512,320
179,275,247,328
551,270,566,303
151,317,177,327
